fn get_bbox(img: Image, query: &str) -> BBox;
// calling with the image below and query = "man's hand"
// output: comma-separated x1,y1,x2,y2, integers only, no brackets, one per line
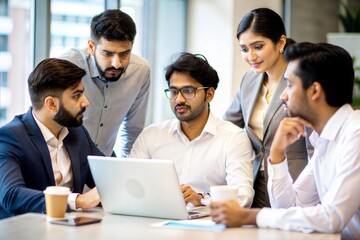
75,187,101,209
270,117,312,164
181,184,202,207
210,200,259,227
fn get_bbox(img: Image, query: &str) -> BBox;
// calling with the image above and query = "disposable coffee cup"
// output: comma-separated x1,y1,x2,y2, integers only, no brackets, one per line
210,185,238,202
43,186,70,221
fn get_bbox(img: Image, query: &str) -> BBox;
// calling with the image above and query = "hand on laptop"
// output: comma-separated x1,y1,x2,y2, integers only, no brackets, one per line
76,187,101,209
181,184,202,207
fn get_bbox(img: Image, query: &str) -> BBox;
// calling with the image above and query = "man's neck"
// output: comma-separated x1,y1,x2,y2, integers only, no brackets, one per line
180,108,210,141
33,109,63,139
312,105,339,134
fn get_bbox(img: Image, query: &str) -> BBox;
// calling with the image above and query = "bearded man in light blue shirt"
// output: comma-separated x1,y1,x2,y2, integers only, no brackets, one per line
60,9,151,157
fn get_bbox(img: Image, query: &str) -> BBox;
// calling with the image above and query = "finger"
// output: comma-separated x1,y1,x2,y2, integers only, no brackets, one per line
281,119,307,138
292,117,312,127
182,191,190,199
210,202,221,209
283,116,311,127
184,196,191,204
283,117,312,135
210,211,222,223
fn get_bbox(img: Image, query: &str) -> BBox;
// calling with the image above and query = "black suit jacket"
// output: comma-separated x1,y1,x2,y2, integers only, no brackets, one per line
0,108,103,219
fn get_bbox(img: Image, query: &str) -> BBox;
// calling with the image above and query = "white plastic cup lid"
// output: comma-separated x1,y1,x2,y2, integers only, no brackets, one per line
43,186,71,195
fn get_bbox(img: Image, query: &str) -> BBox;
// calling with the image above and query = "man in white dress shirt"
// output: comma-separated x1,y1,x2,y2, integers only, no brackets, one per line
129,53,255,208
210,42,360,239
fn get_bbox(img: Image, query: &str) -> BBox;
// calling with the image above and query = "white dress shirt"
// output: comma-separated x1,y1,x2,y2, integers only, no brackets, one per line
257,104,360,238
129,112,255,207
33,112,79,210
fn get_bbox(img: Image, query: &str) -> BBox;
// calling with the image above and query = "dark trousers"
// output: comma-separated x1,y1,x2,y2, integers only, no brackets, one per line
251,170,270,208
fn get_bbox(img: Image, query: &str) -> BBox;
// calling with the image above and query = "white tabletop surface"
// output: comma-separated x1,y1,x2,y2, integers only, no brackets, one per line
0,208,340,240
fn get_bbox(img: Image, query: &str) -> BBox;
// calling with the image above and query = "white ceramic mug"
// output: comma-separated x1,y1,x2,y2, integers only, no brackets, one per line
210,185,238,201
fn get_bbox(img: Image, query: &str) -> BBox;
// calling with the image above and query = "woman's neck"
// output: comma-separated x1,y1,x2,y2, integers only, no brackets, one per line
265,57,288,85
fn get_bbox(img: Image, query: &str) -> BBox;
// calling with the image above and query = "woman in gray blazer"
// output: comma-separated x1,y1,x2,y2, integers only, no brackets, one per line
224,8,313,208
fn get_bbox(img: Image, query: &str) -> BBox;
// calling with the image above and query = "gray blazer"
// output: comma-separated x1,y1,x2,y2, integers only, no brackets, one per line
224,70,313,182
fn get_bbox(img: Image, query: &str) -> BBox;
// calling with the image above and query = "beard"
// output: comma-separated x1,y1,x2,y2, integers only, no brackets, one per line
94,55,125,82
282,100,312,122
54,102,86,128
173,102,207,122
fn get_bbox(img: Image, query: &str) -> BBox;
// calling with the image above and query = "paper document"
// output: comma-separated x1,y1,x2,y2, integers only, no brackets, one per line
151,219,226,231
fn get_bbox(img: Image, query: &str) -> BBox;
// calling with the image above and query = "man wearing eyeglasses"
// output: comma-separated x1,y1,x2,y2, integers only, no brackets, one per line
129,53,255,208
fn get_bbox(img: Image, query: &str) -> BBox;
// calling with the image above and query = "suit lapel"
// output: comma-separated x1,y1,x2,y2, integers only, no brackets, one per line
64,135,81,192
245,74,265,149
22,108,55,185
263,77,286,137
244,74,265,127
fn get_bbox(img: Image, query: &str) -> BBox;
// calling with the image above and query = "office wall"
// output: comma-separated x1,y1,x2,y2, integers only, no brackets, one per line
290,0,338,42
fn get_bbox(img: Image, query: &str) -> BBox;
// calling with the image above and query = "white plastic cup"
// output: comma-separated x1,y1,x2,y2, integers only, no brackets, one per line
210,185,238,202
43,186,70,221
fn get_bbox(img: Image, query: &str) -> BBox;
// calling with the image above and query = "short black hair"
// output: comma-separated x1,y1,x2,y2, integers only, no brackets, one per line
28,58,86,110
284,42,354,107
90,9,136,43
165,52,219,89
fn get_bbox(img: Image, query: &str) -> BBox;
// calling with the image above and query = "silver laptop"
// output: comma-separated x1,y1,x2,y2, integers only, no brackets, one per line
87,156,209,220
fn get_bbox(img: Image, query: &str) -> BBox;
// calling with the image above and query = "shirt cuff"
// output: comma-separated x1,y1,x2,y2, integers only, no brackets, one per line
256,207,284,229
267,157,289,180
67,193,80,210
199,192,211,206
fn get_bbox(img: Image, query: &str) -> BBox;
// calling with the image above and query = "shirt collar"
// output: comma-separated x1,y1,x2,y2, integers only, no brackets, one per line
310,104,353,145
32,110,69,145
87,53,101,79
170,111,217,138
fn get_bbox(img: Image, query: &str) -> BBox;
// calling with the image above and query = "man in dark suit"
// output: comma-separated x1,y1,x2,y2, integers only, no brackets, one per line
0,58,103,219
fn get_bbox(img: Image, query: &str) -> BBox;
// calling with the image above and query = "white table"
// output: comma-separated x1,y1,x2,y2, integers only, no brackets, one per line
0,208,340,240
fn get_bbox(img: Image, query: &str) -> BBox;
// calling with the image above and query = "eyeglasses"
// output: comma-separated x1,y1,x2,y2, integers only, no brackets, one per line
164,86,209,100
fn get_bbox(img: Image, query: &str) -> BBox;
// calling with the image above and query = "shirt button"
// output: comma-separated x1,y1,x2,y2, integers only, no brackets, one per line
106,85,109,88
100,123,103,127
95,144,98,147
104,105,107,108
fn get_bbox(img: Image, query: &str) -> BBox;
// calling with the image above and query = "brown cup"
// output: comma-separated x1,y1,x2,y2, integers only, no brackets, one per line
43,186,70,221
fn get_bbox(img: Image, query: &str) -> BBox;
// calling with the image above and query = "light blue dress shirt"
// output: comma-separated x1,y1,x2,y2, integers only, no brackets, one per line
60,48,151,157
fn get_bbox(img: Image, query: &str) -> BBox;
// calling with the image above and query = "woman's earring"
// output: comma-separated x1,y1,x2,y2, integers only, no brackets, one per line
280,48,284,54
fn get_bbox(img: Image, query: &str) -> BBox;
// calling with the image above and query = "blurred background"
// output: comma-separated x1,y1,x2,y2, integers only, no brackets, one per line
0,0,359,142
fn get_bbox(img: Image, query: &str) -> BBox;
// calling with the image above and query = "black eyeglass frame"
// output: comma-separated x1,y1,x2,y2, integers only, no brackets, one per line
164,86,209,100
